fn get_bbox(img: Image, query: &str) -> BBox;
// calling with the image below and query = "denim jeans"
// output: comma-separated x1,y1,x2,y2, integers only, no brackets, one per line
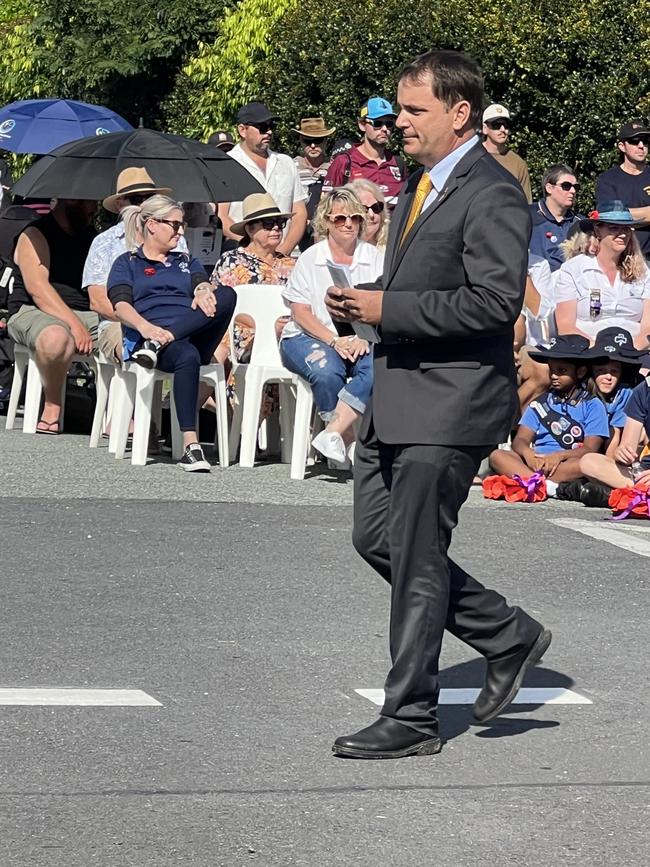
156,287,236,431
280,332,373,420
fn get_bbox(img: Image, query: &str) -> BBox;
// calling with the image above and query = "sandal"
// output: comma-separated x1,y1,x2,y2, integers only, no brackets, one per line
36,418,61,435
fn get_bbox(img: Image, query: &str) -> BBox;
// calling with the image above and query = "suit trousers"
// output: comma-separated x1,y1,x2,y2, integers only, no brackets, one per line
352,418,542,737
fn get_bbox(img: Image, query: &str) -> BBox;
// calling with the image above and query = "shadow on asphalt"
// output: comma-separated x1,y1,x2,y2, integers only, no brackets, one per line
438,657,571,742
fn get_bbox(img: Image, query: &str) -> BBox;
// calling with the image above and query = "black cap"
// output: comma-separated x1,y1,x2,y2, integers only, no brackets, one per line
207,130,235,150
236,102,280,125
618,120,650,141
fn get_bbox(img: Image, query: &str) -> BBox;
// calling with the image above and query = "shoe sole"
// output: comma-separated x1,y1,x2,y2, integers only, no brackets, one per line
332,737,443,760
180,465,211,473
474,628,553,723
132,353,157,369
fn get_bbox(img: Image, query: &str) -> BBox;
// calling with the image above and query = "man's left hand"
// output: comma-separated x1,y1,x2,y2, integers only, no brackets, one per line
326,286,383,325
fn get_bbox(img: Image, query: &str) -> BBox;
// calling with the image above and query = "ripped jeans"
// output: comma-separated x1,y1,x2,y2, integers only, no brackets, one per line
280,332,373,421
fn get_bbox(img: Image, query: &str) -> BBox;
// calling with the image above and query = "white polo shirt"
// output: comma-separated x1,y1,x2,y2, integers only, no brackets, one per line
281,239,384,340
227,144,307,238
555,253,650,339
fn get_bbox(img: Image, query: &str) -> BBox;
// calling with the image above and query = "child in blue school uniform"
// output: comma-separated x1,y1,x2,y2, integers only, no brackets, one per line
589,327,643,455
488,334,610,495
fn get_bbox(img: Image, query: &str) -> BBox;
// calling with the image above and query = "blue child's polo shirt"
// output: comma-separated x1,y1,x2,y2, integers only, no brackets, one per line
602,386,632,430
520,390,610,454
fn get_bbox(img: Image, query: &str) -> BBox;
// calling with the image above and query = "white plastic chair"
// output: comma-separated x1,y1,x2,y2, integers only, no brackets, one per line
111,359,229,467
89,350,118,448
5,343,96,434
227,284,315,473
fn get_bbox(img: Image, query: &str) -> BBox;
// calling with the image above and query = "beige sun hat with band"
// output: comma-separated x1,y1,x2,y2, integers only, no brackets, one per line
230,192,295,236
103,167,172,214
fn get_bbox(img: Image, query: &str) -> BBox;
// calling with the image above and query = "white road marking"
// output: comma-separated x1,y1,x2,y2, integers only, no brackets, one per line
550,517,650,558
355,687,592,706
0,689,162,706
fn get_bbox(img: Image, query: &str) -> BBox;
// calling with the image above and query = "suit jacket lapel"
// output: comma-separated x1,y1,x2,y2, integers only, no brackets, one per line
384,142,487,288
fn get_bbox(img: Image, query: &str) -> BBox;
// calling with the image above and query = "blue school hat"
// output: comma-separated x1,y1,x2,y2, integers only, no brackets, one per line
528,334,608,364
591,328,643,366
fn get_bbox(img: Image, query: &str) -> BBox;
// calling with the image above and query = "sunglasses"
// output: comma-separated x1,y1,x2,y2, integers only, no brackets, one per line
364,118,395,130
364,201,385,215
555,181,580,192
327,213,363,227
486,119,510,130
256,217,287,230
125,193,152,205
302,136,326,145
154,218,186,233
248,121,275,134
626,136,650,147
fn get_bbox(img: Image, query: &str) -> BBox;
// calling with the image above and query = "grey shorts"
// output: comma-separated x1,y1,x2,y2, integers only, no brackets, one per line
7,305,99,352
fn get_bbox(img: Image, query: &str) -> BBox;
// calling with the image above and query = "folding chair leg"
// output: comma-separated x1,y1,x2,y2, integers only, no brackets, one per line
238,369,264,467
291,377,314,480
5,349,29,430
22,357,43,434
131,368,155,466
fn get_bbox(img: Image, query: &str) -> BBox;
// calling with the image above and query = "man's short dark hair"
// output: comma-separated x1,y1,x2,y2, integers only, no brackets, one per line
541,164,576,192
398,50,484,129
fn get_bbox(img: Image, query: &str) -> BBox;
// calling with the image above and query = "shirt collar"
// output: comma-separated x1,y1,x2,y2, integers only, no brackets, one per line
314,238,373,267
538,199,575,224
427,135,479,194
134,246,184,263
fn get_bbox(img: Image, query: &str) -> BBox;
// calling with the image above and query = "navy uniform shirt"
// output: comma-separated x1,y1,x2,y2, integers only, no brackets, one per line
528,200,579,272
107,247,207,327
595,165,650,256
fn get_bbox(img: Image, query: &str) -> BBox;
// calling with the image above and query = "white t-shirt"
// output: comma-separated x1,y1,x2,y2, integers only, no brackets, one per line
227,144,307,240
554,253,650,339
281,239,385,340
525,254,558,345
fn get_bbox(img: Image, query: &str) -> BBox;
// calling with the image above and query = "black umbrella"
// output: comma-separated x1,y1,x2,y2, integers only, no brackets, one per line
11,128,264,203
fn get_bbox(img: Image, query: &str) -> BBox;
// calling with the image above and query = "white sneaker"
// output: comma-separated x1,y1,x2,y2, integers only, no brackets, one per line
347,442,356,465
312,430,347,464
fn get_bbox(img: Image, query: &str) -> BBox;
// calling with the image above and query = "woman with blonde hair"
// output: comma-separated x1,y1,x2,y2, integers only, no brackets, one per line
344,179,390,249
554,201,650,348
107,195,236,471
280,188,384,464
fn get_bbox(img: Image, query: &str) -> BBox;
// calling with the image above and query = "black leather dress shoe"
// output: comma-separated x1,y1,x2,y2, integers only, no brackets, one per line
473,627,552,722
332,716,442,759
579,481,612,508
556,479,586,501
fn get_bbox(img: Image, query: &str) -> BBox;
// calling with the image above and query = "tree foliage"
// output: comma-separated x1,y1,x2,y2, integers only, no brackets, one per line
260,0,650,204
171,0,298,139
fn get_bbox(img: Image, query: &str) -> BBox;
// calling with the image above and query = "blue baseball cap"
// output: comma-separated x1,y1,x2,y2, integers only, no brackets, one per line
360,97,397,120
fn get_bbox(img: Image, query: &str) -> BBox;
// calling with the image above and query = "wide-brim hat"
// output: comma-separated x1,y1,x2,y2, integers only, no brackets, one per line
103,167,171,213
293,117,336,138
579,200,645,231
590,327,644,366
230,192,295,236
528,334,608,364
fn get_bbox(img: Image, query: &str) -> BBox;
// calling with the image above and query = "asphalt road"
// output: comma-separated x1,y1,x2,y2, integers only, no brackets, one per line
1,427,648,865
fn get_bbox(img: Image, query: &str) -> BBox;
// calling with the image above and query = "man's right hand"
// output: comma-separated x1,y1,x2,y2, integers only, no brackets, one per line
70,320,93,355
142,323,174,346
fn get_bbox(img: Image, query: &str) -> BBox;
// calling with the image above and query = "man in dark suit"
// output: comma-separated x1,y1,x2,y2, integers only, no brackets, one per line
326,50,551,759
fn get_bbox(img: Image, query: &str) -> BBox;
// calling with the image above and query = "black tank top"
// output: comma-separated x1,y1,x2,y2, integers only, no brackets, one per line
8,213,96,317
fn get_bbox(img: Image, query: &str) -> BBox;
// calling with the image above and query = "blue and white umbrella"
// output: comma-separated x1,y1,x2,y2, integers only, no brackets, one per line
0,99,133,155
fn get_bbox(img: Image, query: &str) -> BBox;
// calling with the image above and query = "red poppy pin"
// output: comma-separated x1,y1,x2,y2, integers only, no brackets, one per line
589,210,599,220
144,267,156,276
545,231,553,238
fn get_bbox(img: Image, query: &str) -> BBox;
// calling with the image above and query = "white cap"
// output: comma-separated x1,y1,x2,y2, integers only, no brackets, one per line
483,104,511,123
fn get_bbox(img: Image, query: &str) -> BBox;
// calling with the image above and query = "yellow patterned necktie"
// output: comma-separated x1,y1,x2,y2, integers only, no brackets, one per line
400,171,434,246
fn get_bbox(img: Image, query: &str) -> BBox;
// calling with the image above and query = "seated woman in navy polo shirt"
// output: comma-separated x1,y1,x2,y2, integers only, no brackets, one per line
107,196,236,472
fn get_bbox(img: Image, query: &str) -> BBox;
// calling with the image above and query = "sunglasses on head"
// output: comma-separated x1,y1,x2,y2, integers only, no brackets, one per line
256,217,287,230
327,213,363,227
154,218,186,233
555,181,580,192
248,121,275,134
486,119,510,130
364,201,384,214
626,136,650,147
364,118,395,130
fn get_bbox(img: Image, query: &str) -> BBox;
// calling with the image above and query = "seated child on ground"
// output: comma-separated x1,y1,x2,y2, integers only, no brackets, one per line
590,327,642,456
489,335,610,495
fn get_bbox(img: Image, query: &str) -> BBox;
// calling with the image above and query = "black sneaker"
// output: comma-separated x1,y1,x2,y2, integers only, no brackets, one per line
179,443,211,472
132,339,162,369
556,479,586,502
579,481,612,508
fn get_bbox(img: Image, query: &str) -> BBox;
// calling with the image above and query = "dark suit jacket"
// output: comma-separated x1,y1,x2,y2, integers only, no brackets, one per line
367,140,530,446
